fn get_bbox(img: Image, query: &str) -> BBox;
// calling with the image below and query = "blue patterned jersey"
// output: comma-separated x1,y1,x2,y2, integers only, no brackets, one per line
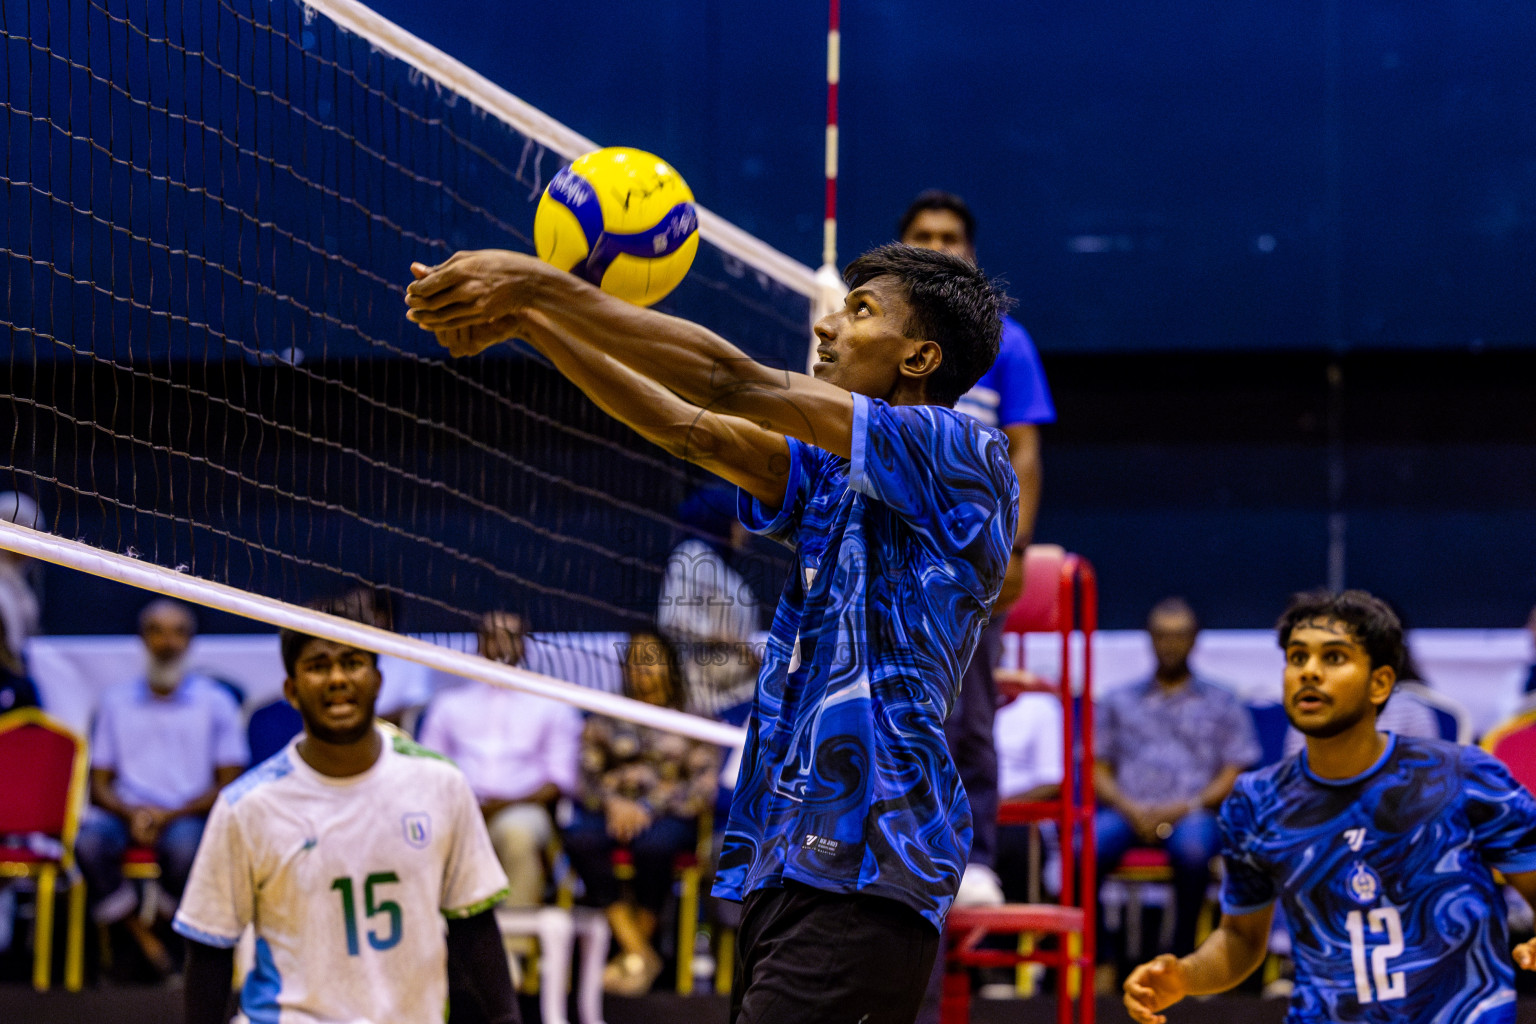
713,394,1017,928
1220,735,1536,1023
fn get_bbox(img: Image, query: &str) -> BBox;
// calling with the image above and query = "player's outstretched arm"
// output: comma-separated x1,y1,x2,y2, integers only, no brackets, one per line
405,252,855,458
1123,906,1273,1024
183,940,235,1024
431,308,793,506
1503,871,1536,970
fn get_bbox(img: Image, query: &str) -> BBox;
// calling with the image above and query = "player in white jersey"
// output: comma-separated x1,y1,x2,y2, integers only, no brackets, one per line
174,627,521,1024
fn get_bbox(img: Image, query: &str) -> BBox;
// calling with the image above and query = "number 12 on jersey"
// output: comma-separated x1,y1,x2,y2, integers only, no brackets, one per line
1346,906,1405,1004
331,872,403,955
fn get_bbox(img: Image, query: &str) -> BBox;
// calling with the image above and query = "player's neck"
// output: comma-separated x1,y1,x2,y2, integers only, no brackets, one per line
296,727,384,778
881,376,931,407
1304,722,1388,780
1153,666,1191,689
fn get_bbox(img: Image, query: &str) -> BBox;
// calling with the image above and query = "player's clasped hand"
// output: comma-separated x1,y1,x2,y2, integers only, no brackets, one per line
405,249,545,333
1123,954,1188,1024
408,259,526,358
1515,938,1536,972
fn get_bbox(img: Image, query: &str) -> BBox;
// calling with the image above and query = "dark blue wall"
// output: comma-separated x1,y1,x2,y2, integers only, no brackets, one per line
10,0,1535,633
363,0,1536,354
338,0,1536,628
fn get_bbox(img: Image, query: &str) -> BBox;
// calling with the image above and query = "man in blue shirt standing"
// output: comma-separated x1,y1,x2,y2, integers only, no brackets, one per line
1124,590,1536,1024
899,189,1055,910
406,242,1017,1024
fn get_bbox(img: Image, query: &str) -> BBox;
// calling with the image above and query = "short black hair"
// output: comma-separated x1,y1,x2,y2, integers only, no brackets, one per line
1276,589,1406,677
1148,596,1198,631
897,190,977,247
279,593,383,678
842,243,1008,408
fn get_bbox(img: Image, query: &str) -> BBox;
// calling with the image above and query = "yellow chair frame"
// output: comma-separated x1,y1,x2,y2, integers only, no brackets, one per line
610,806,714,994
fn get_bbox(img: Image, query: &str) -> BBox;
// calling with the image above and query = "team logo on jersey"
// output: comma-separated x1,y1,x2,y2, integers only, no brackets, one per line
802,833,842,857
403,813,432,849
1347,860,1380,904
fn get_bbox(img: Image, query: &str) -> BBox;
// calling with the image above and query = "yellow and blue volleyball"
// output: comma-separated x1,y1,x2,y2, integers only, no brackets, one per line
533,147,700,307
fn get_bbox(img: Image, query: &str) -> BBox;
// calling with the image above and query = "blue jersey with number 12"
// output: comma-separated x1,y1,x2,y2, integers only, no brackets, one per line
1220,735,1536,1023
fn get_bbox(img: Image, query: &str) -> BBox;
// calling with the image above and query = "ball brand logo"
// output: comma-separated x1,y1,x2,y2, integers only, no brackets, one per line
1348,860,1379,904
549,168,593,207
653,205,699,254
672,206,699,238
403,812,432,849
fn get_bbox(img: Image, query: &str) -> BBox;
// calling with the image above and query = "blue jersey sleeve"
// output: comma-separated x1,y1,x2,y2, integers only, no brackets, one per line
737,437,816,550
993,317,1055,427
1461,746,1536,874
1218,779,1278,915
848,395,1017,600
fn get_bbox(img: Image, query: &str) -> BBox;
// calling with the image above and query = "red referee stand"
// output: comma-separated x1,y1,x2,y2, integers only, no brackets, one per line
942,545,1098,1024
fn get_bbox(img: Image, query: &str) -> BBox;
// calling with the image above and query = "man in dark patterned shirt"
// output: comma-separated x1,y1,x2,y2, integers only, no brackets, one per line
1096,597,1260,965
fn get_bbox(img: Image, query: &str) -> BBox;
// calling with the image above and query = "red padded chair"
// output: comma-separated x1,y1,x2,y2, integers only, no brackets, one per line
0,708,89,991
1483,710,1536,792
943,545,1098,1024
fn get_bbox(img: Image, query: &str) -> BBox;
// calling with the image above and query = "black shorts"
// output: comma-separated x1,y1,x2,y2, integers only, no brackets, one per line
729,881,940,1024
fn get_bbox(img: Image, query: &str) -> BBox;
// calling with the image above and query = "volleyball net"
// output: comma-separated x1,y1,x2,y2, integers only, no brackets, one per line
0,0,818,744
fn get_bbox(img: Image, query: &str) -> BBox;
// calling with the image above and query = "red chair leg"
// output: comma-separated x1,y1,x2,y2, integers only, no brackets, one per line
941,957,971,1024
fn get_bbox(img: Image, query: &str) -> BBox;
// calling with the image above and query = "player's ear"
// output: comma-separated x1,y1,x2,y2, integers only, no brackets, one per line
282,675,299,709
901,338,942,379
1368,664,1396,709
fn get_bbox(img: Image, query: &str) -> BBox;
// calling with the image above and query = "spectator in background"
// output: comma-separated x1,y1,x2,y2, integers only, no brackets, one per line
993,691,1064,904
0,491,45,665
899,190,1056,910
658,485,762,723
75,599,247,972
1095,597,1260,971
563,632,719,996
419,612,583,919
898,192,1054,547
0,616,40,713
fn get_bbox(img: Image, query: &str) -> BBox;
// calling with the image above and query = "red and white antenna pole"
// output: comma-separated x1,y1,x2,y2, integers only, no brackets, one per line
812,0,848,329
823,0,840,271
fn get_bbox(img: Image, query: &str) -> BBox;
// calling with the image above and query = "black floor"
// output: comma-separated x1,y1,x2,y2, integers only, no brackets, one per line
0,986,1332,1024
17,984,1536,1024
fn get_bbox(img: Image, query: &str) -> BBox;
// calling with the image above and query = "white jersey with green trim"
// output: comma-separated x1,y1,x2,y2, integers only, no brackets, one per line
174,727,510,1024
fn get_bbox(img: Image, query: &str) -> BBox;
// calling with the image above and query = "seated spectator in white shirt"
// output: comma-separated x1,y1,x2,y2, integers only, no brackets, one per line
994,691,1064,903
0,615,40,713
419,612,583,911
74,599,248,967
658,486,763,722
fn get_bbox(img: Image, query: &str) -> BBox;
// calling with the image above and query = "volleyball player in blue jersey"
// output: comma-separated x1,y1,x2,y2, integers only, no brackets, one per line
407,243,1017,1023
1124,589,1536,1024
